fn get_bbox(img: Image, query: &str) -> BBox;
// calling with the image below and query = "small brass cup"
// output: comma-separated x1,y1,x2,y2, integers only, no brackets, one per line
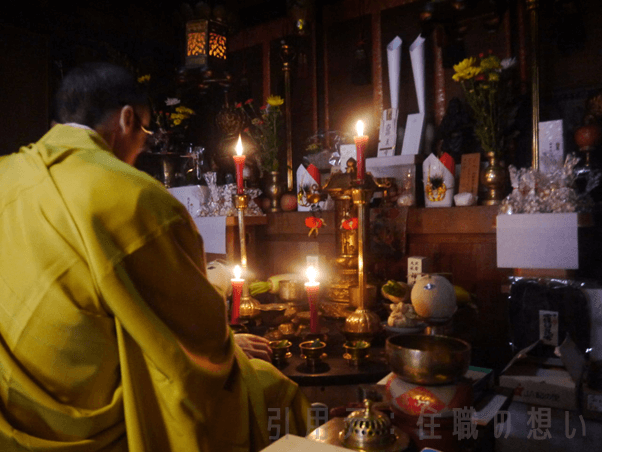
299,340,327,369
269,340,292,367
343,340,371,366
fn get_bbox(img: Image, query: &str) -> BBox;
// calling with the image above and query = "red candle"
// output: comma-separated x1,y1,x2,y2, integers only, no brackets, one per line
233,135,246,195
305,266,320,333
354,120,368,182
231,265,244,325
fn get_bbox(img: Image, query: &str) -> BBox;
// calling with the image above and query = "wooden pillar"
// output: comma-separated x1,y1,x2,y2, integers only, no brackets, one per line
433,26,446,127
262,40,271,102
371,7,383,127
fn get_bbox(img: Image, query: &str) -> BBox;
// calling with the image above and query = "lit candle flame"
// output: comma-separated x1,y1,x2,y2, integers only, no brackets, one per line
356,120,364,137
233,265,242,280
305,265,318,284
235,135,243,156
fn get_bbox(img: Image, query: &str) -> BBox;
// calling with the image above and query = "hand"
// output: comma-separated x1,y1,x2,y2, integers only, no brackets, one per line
234,333,273,363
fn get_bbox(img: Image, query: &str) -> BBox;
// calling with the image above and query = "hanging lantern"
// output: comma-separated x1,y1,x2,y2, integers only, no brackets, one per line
185,19,228,70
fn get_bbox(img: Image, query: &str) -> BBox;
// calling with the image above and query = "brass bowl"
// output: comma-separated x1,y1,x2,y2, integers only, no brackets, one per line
385,334,471,385
269,340,292,367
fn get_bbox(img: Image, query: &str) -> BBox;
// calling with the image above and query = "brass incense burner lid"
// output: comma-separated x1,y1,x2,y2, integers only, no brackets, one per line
339,399,396,451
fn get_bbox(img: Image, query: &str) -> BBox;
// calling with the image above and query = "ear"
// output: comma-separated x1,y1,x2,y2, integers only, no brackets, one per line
118,105,135,135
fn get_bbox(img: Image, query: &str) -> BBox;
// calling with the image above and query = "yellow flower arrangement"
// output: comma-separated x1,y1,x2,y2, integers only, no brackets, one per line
452,57,481,81
266,95,284,107
452,53,517,154
237,96,284,173
169,106,195,127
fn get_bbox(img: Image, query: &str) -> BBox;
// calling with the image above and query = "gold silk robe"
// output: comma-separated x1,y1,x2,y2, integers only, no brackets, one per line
0,125,309,451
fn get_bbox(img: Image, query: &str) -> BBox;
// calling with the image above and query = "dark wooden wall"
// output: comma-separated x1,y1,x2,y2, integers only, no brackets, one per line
0,25,49,155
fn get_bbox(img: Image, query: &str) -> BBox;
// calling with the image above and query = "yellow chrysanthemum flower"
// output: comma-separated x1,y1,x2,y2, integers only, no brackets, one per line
175,106,195,115
137,75,151,83
452,57,481,82
488,72,500,82
480,55,501,71
267,95,284,106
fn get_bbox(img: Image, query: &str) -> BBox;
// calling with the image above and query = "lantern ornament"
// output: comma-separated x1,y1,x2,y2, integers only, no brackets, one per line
185,19,227,70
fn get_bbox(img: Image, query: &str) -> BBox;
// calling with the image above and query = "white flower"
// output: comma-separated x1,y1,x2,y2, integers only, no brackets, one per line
501,57,517,69
165,97,181,106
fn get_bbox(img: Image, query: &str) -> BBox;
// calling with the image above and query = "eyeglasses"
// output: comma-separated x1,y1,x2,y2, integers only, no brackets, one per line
130,106,154,135
140,124,154,136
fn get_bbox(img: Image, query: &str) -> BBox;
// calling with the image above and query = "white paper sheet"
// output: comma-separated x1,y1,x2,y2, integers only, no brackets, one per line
193,216,227,254
496,213,579,269
401,113,425,155
387,36,402,110
168,185,209,218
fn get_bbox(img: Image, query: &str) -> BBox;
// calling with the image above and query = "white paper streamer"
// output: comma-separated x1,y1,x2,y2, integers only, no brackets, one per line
401,35,427,156
409,35,426,115
387,36,402,110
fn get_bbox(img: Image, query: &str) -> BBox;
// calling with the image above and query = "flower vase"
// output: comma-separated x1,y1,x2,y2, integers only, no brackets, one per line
265,171,283,212
479,151,507,205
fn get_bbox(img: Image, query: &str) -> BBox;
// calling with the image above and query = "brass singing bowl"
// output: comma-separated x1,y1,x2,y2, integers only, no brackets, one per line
385,334,471,385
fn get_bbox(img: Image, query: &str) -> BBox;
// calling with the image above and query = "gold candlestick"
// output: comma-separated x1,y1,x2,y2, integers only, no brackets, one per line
281,40,295,192
233,194,260,319
343,184,381,342
527,0,540,171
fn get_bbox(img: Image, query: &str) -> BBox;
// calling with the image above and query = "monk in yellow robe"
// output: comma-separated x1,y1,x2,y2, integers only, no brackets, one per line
0,62,310,451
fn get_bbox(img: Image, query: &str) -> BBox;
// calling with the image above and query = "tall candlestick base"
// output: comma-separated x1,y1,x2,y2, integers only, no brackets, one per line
343,307,381,342
239,295,260,319
232,193,260,319
342,186,381,341
229,323,249,334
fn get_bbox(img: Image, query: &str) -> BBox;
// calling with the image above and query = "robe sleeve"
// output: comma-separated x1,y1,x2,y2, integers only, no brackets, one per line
102,217,310,450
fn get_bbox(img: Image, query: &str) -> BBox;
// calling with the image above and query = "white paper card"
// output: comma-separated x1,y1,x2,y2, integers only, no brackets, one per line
539,120,564,174
407,256,429,285
377,108,399,157
496,213,579,269
539,310,559,346
193,216,227,254
401,113,425,155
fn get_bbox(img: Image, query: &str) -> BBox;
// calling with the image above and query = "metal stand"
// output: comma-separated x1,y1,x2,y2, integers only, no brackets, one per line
233,194,260,320
343,185,381,342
